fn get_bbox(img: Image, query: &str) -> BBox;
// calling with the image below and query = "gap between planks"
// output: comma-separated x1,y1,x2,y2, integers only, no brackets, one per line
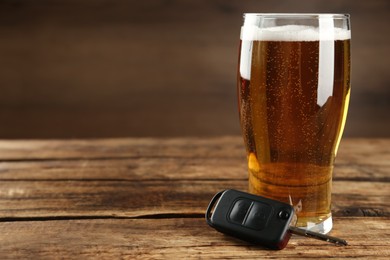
0,213,205,223
0,207,387,223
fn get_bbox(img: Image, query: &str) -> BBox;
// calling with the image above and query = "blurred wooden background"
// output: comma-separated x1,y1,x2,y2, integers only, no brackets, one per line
0,0,389,138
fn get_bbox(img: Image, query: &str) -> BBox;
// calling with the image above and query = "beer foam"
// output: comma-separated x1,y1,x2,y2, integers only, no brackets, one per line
240,25,351,41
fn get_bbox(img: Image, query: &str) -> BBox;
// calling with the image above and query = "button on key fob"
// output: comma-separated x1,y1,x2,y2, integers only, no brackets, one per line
205,189,347,250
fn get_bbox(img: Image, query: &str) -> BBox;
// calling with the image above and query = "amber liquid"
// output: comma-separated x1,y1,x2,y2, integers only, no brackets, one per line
237,40,351,227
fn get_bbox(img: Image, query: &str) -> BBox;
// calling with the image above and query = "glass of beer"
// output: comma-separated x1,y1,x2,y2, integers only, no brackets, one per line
237,14,351,234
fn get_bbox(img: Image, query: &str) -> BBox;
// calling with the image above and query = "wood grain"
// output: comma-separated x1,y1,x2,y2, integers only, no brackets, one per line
0,138,388,220
0,138,388,164
0,137,388,258
0,156,388,181
0,218,389,259
0,180,388,219
0,137,245,160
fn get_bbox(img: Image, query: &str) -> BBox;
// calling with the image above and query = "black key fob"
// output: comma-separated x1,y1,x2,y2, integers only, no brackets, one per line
206,189,295,250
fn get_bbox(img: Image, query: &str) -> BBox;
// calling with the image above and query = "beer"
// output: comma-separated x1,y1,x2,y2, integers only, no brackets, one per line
237,24,351,229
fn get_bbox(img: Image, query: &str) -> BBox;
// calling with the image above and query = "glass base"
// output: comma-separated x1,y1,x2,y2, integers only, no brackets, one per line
299,215,333,234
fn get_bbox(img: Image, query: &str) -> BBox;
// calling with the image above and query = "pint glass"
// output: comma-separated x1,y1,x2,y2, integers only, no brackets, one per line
237,14,351,233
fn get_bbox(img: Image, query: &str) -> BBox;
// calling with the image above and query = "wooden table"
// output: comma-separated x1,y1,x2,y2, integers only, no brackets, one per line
0,137,389,259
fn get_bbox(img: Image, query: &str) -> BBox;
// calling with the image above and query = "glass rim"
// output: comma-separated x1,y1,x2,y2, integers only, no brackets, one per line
243,13,350,19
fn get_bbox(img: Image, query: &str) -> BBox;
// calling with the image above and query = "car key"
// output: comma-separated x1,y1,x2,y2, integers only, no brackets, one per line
205,189,348,250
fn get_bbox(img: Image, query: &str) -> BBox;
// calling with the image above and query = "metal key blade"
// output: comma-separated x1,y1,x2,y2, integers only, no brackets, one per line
289,226,348,246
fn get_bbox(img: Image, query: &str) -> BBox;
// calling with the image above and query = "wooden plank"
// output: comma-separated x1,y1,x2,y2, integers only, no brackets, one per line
0,137,245,160
0,138,388,167
0,138,388,258
0,156,388,181
0,180,388,218
336,139,390,166
0,179,237,218
0,218,388,258
0,157,246,181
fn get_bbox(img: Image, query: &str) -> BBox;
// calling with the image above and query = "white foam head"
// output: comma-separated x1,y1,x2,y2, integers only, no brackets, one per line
241,25,351,41
239,15,351,80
